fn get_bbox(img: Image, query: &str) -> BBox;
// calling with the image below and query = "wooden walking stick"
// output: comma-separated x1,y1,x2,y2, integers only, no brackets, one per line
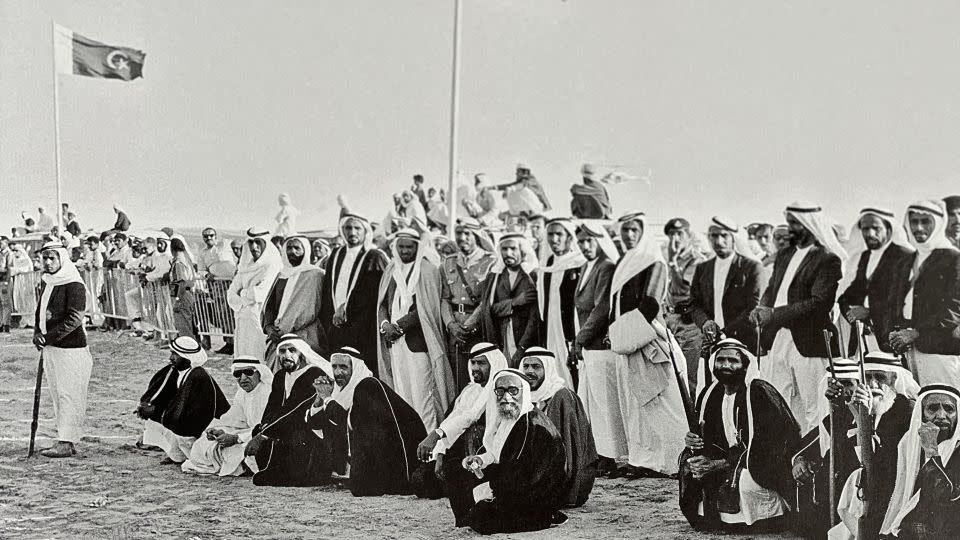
28,350,45,457
853,321,876,540
823,329,839,527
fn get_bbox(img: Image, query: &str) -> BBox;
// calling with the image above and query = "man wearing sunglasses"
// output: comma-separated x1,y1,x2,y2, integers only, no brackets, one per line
182,356,273,477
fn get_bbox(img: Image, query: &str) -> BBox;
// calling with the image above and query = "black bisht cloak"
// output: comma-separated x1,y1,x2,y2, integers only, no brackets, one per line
679,378,800,529
139,365,179,423
253,366,333,487
309,377,427,496
161,367,230,438
467,407,567,535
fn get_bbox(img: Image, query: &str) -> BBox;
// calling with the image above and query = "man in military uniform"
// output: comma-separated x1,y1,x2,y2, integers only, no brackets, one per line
664,217,708,391
441,218,495,391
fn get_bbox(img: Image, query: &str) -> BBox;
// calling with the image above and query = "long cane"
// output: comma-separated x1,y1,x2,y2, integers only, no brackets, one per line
823,330,839,527
28,350,45,457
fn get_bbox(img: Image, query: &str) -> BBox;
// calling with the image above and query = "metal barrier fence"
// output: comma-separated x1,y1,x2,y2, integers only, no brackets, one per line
10,269,235,339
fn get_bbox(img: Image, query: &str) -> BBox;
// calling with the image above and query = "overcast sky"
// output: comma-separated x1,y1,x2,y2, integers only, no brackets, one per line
2,1,959,234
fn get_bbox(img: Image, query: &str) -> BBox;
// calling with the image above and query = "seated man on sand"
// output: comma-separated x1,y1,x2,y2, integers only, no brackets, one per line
459,369,567,535
680,338,800,533
306,347,426,496
880,384,960,539
181,356,273,477
244,334,334,487
412,343,507,520
135,336,230,465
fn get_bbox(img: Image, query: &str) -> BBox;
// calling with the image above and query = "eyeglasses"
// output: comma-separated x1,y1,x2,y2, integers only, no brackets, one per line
233,369,256,378
493,386,521,399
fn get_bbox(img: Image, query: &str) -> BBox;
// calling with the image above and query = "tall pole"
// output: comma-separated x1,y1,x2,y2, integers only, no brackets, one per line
51,21,64,233
446,0,462,232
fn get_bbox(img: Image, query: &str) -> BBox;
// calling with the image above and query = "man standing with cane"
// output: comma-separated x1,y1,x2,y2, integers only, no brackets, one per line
31,241,92,458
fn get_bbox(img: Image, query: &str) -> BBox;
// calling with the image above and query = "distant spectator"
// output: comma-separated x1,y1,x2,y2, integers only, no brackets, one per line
65,212,81,238
112,205,131,232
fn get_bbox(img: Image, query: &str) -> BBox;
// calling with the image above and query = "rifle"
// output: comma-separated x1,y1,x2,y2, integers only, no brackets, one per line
823,329,839,527
853,321,876,540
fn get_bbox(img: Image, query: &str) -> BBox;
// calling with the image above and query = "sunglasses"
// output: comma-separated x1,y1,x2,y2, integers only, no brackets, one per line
493,386,521,399
233,369,257,378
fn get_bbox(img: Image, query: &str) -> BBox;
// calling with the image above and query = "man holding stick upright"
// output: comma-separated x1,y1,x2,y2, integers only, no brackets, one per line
32,242,93,458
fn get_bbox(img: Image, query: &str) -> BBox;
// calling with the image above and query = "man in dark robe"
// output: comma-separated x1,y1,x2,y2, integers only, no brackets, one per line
569,163,612,220
880,384,960,539
135,336,229,465
459,369,567,534
838,207,915,354
944,195,960,249
792,353,918,539
521,347,598,508
537,218,583,388
319,214,388,373
680,338,800,532
244,334,333,486
463,233,540,365
261,236,324,371
306,347,426,496
889,201,960,387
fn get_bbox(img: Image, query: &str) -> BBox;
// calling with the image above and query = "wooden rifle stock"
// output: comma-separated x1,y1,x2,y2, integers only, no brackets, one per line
823,329,839,527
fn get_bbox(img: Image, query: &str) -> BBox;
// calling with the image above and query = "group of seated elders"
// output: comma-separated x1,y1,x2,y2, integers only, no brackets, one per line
306,347,425,496
792,352,918,539
136,336,230,465
680,338,800,532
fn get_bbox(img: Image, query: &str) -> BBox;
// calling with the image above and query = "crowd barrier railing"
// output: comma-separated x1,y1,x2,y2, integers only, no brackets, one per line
9,269,236,340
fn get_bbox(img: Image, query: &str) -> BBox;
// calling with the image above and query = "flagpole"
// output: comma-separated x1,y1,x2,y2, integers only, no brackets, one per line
51,21,64,233
446,0,462,231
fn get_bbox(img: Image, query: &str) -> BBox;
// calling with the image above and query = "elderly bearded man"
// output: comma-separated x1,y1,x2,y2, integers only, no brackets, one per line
890,201,960,387
32,242,94,458
880,384,960,539
808,353,919,540
414,343,508,522
458,369,567,534
536,218,584,389
319,214,388,372
463,233,540,365
376,228,456,431
838,207,914,354
245,334,334,487
306,347,426,496
182,356,272,477
750,202,845,433
441,218,495,391
521,347,598,508
262,236,324,371
680,339,799,533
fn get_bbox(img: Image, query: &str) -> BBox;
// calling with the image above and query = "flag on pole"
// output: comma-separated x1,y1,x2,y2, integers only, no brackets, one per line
53,23,145,81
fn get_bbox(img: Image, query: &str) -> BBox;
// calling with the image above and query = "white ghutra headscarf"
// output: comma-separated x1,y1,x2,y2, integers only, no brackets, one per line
38,241,86,335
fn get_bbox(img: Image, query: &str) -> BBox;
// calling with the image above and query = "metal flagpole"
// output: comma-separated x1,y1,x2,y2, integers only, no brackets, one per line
51,21,64,232
446,0,462,231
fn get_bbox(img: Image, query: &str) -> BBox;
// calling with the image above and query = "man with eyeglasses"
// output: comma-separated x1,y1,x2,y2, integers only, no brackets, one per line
457,368,567,534
196,227,237,353
182,356,273,477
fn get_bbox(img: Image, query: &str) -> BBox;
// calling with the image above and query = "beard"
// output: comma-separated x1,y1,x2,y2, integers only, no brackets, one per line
498,402,520,420
871,386,898,417
714,368,746,387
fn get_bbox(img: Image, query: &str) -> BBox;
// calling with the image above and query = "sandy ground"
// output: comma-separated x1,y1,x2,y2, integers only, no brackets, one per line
0,330,802,540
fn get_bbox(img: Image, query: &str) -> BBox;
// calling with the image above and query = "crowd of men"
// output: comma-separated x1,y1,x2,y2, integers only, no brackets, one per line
23,166,960,537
